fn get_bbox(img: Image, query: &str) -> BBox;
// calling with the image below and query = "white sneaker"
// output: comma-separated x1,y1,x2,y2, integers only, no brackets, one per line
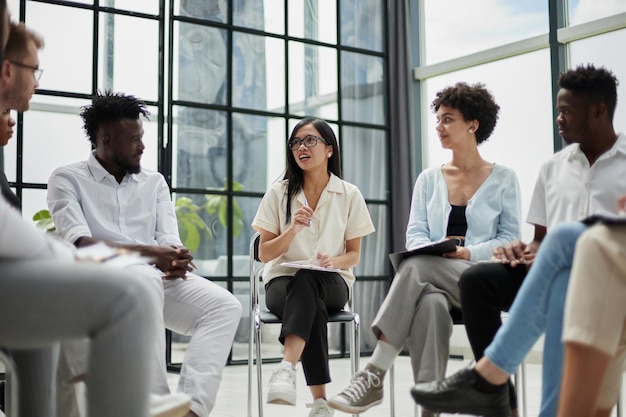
150,393,192,417
266,364,297,405
307,398,334,417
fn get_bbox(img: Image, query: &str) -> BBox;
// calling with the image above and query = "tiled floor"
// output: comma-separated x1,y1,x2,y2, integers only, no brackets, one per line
167,350,626,417
168,355,549,417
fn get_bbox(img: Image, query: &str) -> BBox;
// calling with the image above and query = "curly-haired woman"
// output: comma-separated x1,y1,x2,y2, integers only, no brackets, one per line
328,82,522,416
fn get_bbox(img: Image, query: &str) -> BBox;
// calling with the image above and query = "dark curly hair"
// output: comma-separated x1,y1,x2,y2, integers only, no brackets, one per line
80,90,150,146
559,64,619,120
283,118,341,223
430,82,500,144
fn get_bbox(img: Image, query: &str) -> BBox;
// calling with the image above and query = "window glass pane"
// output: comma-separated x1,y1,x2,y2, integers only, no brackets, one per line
232,113,285,193
422,50,554,242
173,22,227,106
424,0,548,65
7,0,20,15
340,0,383,52
232,33,285,112
353,203,387,276
26,3,93,94
175,0,228,23
233,0,285,35
104,0,159,15
341,51,385,125
288,0,337,44
22,103,92,185
231,280,251,361
234,196,263,261
173,191,228,266
568,29,626,133
141,105,160,172
172,106,228,189
289,41,338,119
342,126,387,200
21,188,48,227
568,0,626,25
98,14,159,102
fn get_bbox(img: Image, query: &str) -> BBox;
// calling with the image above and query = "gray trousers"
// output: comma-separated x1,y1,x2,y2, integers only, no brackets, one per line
372,255,473,382
0,260,159,417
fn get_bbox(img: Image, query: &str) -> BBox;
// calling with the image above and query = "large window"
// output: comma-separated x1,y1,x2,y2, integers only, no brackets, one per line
412,0,626,241
2,0,390,364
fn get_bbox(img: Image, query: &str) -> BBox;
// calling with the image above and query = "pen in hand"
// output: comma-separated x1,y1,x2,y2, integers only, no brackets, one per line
304,196,312,225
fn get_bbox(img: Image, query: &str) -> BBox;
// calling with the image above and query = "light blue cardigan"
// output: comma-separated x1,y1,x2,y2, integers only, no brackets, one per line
405,164,522,261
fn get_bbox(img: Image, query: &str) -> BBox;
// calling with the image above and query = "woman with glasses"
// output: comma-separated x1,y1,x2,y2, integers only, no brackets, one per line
252,118,375,417
328,82,522,417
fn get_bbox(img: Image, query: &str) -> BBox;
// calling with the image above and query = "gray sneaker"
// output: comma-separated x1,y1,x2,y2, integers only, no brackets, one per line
267,365,297,405
327,364,385,414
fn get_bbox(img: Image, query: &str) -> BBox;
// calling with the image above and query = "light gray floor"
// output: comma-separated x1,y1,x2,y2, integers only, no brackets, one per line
167,353,552,417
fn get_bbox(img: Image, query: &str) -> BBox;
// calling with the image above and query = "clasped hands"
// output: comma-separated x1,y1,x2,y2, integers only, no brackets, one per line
147,245,195,280
491,239,535,268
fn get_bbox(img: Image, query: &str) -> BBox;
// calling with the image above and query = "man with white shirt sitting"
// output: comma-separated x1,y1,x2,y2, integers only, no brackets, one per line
47,90,242,417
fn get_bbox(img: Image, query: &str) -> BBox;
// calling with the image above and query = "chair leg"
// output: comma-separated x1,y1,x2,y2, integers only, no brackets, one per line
349,315,361,417
521,361,527,417
389,363,395,417
513,362,527,417
0,350,18,417
247,312,254,417
351,314,360,375
256,315,264,417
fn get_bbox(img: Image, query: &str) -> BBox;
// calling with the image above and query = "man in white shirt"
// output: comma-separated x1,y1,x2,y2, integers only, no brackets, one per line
0,11,191,417
47,90,242,417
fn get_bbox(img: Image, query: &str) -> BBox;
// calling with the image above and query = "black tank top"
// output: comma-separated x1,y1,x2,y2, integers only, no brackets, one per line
446,204,467,238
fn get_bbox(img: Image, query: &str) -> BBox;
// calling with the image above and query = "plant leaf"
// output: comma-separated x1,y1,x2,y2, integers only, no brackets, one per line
32,209,52,221
179,218,201,252
205,195,221,214
218,198,228,230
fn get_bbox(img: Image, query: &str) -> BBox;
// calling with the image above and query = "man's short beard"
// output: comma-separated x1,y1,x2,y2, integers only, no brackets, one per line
125,165,141,175
112,154,141,175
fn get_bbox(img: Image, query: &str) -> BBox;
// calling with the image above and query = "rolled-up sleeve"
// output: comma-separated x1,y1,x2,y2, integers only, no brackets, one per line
47,169,93,245
155,178,182,246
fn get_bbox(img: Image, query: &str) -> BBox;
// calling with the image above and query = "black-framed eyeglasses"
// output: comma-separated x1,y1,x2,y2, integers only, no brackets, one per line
9,60,43,82
288,135,328,151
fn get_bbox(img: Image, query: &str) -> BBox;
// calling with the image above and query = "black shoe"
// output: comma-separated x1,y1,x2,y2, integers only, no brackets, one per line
410,368,510,417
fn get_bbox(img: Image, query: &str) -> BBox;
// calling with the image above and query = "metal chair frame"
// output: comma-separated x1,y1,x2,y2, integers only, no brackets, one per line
246,232,360,417
0,349,19,417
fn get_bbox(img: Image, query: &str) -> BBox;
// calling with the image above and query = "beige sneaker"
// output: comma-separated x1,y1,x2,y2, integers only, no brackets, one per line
327,364,385,414
307,398,334,417
266,364,297,405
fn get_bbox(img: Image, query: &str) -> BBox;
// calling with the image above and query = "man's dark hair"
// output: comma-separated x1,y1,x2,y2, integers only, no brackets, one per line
558,64,619,120
430,82,500,144
80,90,150,146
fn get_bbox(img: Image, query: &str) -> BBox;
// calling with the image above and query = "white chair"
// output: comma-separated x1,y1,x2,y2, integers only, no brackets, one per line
246,232,360,417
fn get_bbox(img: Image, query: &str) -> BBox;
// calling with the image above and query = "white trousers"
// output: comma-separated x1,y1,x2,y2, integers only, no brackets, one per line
60,264,242,417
